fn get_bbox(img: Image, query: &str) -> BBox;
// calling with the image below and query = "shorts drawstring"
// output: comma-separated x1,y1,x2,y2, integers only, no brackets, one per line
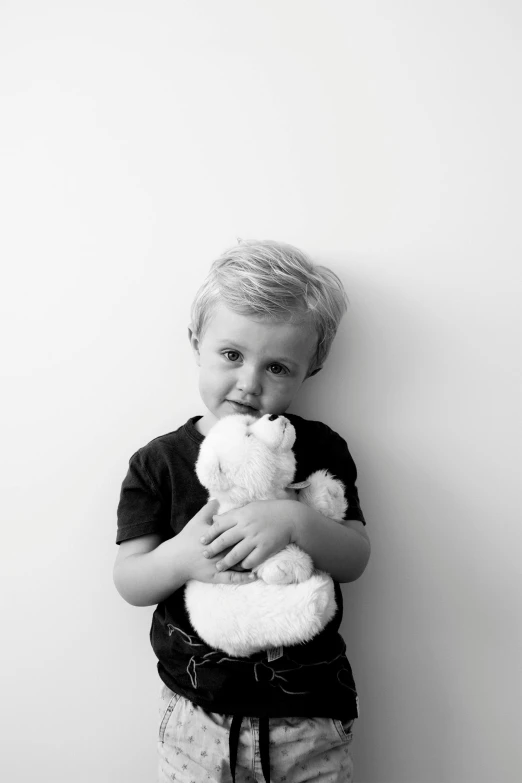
229,715,241,782
259,716,270,782
229,715,271,783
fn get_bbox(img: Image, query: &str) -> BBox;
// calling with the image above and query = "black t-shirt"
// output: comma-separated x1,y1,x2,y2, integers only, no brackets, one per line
116,413,365,719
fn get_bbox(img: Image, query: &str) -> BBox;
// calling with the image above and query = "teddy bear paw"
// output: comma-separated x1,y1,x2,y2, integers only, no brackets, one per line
299,470,347,522
256,545,313,584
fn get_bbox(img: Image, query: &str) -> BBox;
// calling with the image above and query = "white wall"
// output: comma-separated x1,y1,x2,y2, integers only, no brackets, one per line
1,2,520,782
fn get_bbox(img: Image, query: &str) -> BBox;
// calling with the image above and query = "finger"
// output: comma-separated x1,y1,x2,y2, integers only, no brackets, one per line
237,547,269,572
199,514,236,545
215,541,255,571
196,498,220,525
202,529,245,559
214,570,257,585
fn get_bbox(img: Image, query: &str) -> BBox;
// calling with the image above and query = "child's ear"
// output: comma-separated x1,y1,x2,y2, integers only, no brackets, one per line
188,325,201,365
307,366,322,379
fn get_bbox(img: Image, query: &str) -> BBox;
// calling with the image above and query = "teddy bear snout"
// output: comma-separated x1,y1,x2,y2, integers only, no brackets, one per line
251,414,296,451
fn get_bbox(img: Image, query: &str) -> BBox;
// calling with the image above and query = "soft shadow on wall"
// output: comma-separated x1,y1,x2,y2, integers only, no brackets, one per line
289,268,501,782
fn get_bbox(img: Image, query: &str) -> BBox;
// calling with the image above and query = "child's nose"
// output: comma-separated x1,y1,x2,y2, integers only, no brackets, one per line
236,366,262,395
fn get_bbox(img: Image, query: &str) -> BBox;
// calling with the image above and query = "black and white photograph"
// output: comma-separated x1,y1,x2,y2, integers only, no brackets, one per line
1,2,520,782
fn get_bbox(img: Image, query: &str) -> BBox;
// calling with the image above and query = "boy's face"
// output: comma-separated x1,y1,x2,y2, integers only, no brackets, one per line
189,303,317,436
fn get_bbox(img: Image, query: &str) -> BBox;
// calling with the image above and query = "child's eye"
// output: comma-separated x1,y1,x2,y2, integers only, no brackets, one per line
268,363,287,376
223,350,241,362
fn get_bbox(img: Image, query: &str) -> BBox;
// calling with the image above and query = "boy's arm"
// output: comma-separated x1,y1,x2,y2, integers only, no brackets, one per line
290,502,370,583
114,532,196,607
201,499,370,584
113,500,256,607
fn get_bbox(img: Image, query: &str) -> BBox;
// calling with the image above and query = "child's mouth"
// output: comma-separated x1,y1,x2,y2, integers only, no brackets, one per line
226,400,259,414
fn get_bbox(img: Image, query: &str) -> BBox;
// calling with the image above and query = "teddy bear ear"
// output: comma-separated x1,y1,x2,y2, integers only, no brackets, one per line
196,450,231,491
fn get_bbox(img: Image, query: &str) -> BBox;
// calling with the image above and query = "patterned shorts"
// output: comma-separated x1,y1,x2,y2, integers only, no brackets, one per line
158,683,355,783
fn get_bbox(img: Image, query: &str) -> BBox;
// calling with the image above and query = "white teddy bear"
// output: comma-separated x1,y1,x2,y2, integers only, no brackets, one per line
184,413,348,658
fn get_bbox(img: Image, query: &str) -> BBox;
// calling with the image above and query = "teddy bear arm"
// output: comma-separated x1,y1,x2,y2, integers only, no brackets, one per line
255,544,313,584
298,470,347,522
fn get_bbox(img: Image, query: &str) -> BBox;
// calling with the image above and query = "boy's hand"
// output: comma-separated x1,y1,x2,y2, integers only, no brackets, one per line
200,500,300,573
178,499,257,585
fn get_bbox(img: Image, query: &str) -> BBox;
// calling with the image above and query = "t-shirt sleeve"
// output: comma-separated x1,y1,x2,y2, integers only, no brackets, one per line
116,448,168,544
322,427,366,525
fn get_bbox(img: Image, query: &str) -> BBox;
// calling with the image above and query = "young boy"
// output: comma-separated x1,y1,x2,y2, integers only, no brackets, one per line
114,240,370,783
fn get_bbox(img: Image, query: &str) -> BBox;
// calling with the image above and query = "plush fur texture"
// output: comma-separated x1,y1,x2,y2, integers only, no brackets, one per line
184,414,347,658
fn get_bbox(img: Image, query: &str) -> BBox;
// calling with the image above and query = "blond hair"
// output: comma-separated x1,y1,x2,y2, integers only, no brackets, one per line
190,239,348,375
